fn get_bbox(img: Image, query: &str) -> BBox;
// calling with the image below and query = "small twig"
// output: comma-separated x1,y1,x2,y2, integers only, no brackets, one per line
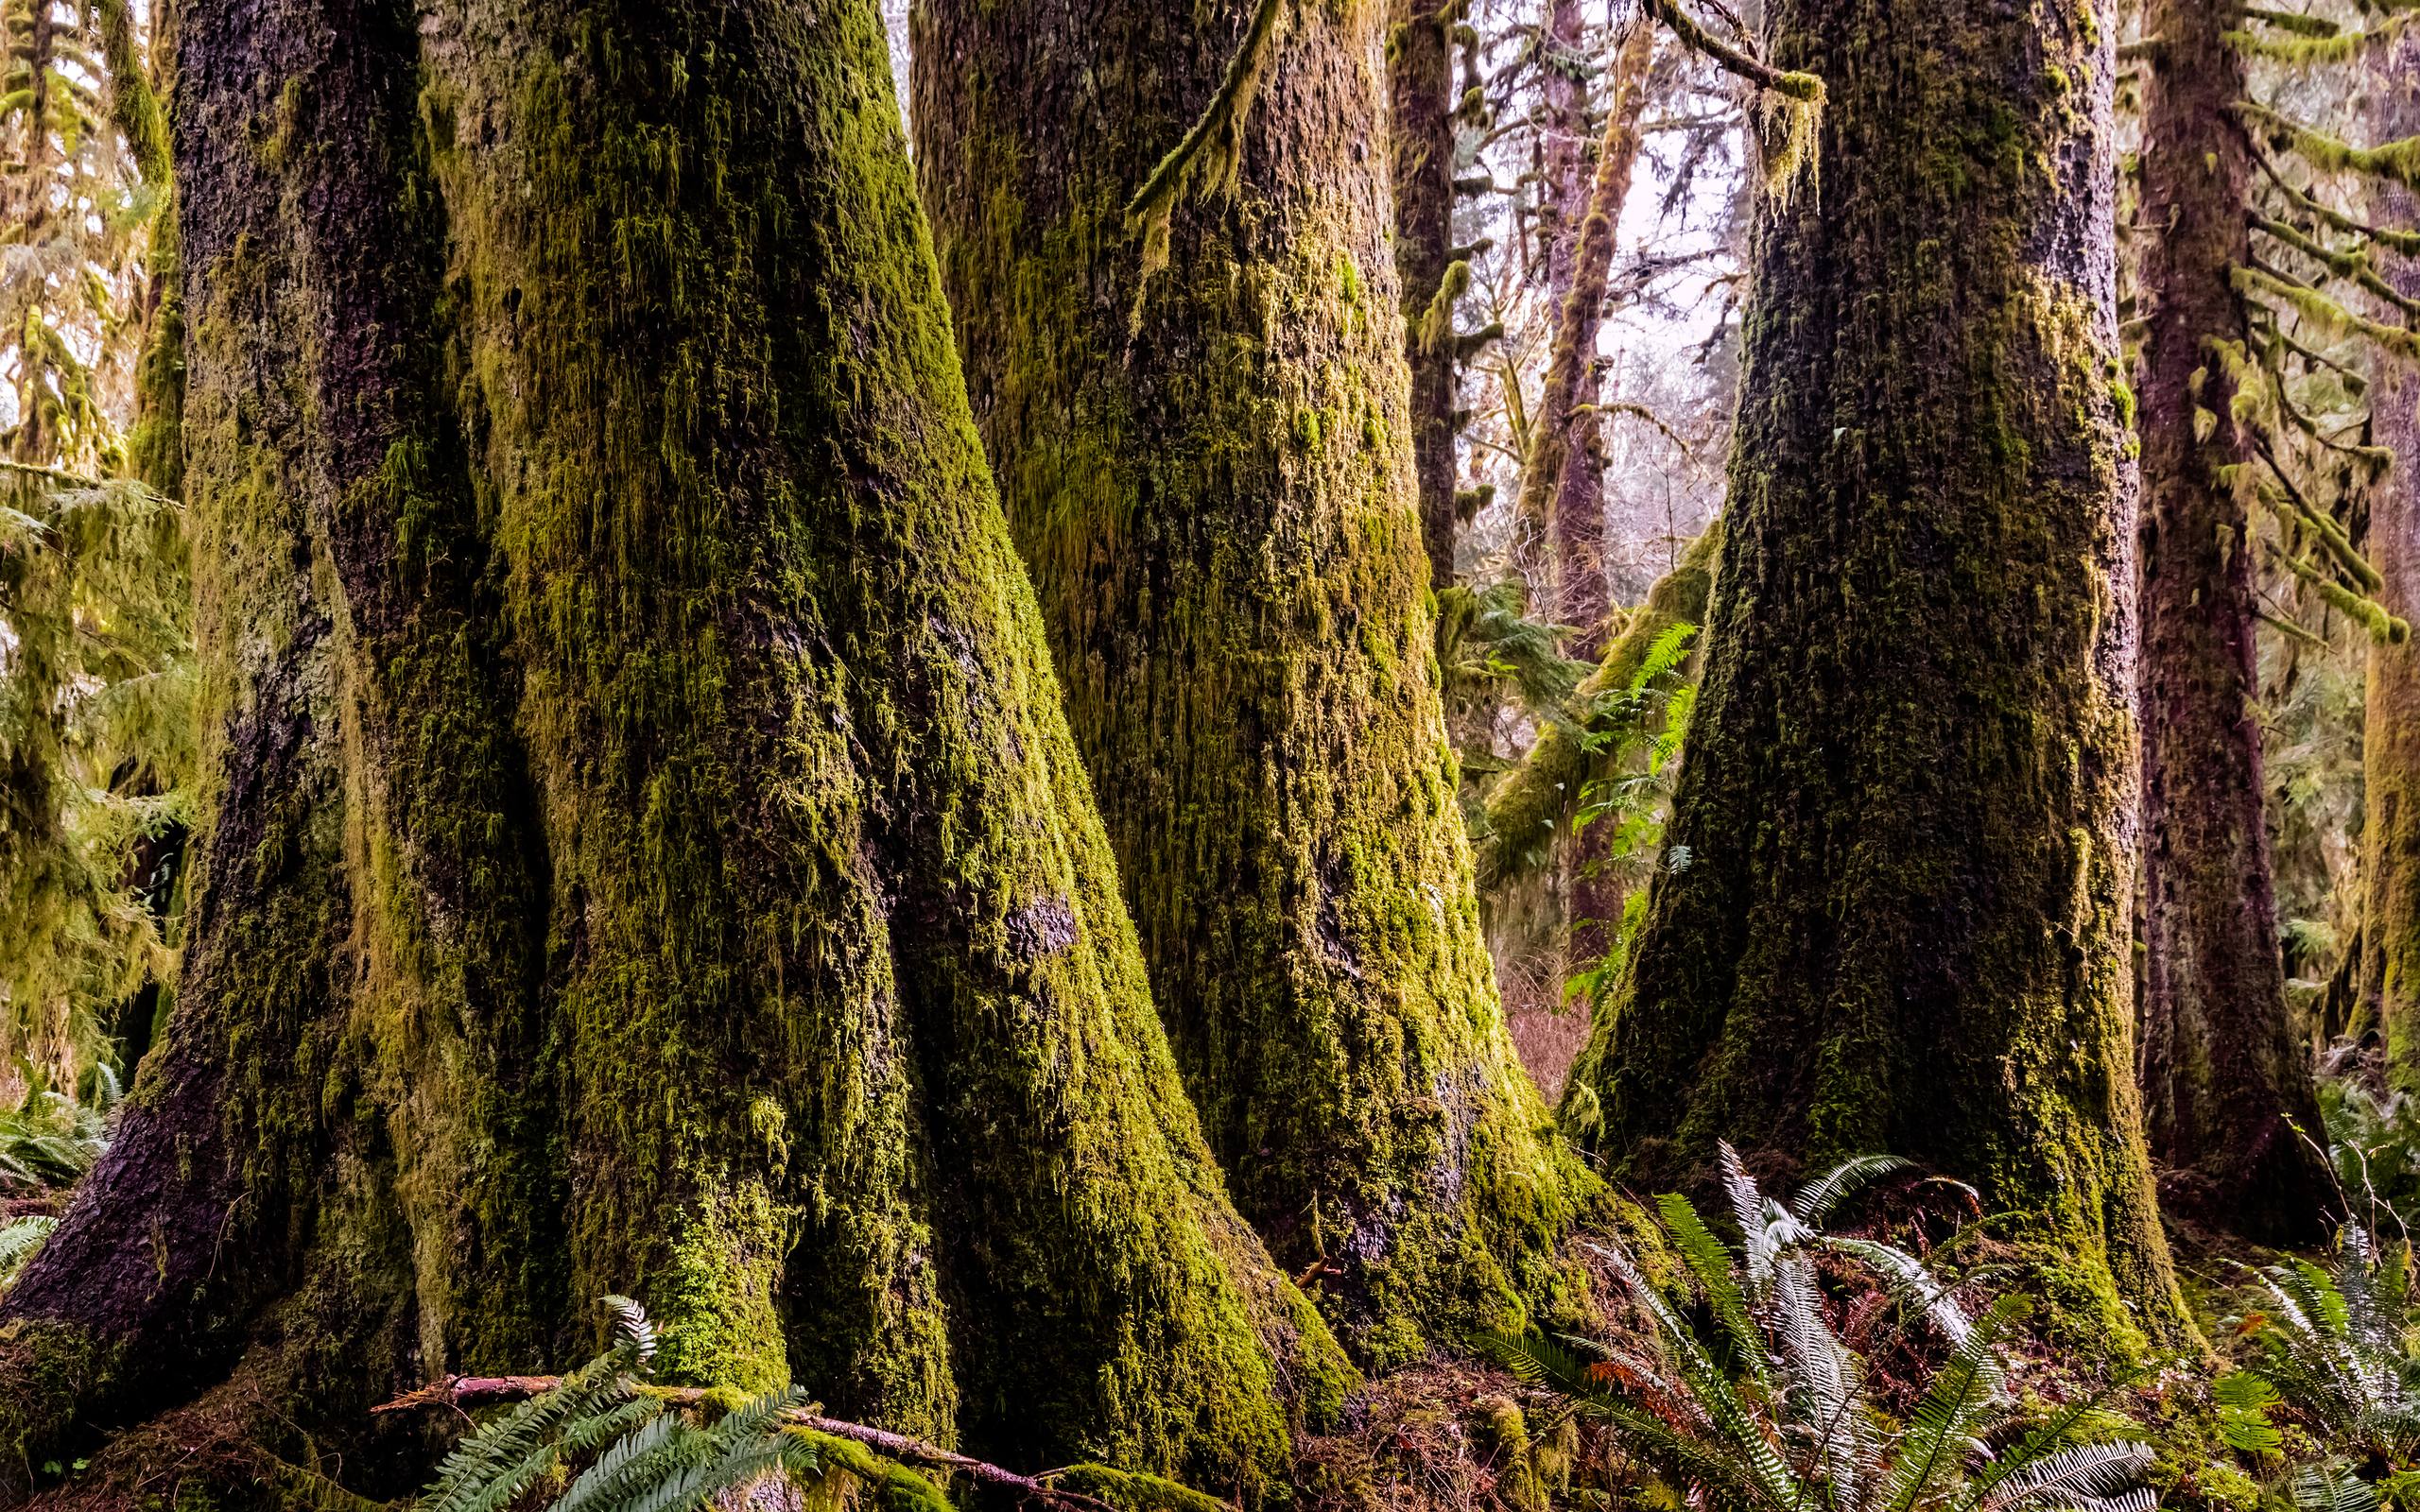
375,1376,1130,1512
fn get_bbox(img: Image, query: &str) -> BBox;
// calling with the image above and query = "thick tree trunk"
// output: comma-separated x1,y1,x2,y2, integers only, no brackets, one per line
914,0,1594,1364
1526,18,1654,656
1561,0,2190,1346
2132,0,2333,1243
2365,31,2420,1094
1392,0,1461,589
0,0,1343,1497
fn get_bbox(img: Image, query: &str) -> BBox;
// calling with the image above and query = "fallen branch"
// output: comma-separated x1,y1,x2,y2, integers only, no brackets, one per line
376,1376,1132,1512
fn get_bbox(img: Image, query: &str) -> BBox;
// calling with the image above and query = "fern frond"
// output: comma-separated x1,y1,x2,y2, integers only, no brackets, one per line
1773,1256,1866,1505
1790,1154,1912,1227
2213,1371,2284,1456
1824,1235,1973,1344
2289,1459,2383,1512
1884,1295,2023,1512
1476,1329,1621,1408
420,1350,637,1512
0,1214,57,1283
600,1295,657,1367
542,1404,684,1512
1972,1439,2154,1512
1655,1190,1768,1382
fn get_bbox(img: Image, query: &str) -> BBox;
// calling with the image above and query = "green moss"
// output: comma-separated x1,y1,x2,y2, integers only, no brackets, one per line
1563,0,2191,1350
4,0,1333,1494
916,0,1597,1372
1474,524,1720,893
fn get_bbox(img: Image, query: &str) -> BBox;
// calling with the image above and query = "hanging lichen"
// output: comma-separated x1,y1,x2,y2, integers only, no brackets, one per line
1124,0,1290,317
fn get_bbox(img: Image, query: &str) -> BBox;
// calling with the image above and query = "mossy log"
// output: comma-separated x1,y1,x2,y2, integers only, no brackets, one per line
0,0,1344,1499
1472,524,1720,895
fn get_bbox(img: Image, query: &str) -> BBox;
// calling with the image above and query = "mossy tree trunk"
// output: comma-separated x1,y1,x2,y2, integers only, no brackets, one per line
1561,0,2190,1347
2132,0,2332,1243
1526,19,1653,657
914,0,1594,1365
1510,0,1589,600
2365,30,2420,1095
0,0,1342,1497
1392,0,1461,589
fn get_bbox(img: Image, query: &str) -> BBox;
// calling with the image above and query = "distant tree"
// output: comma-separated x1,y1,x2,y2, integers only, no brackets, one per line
2360,27,2420,1097
2131,0,2337,1243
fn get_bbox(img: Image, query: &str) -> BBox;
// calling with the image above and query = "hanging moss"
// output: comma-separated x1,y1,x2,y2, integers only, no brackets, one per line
2241,98,2420,194
914,0,1598,1368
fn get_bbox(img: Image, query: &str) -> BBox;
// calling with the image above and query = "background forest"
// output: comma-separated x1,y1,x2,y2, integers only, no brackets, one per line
3,0,2419,1510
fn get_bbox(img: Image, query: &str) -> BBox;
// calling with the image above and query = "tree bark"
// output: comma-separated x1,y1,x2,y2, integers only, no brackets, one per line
0,0,1344,1497
2132,0,2333,1243
1392,0,1461,589
2365,30,2420,1096
913,0,1595,1365
1562,0,2191,1347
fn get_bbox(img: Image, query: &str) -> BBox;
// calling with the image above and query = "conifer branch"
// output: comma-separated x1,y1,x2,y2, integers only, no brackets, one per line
2239,98,2420,195
1638,0,1821,196
1639,0,1807,97
2237,261,2420,362
2252,214,2420,318
2247,138,2420,256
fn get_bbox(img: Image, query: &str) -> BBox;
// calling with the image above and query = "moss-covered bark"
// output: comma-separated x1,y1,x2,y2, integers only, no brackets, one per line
913,0,1595,1366
2365,31,2420,1096
1561,0,2191,1348
0,0,1344,1497
2133,0,2333,1243
1392,0,1461,589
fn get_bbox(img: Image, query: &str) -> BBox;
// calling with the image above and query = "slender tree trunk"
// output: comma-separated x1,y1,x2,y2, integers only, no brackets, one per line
101,0,185,1077
0,0,1343,1497
1536,0,1591,307
1562,0,2190,1346
1511,0,1593,598
1528,18,1654,656
2366,30,2420,1095
1392,0,1461,589
914,0,1595,1365
2132,0,2333,1243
